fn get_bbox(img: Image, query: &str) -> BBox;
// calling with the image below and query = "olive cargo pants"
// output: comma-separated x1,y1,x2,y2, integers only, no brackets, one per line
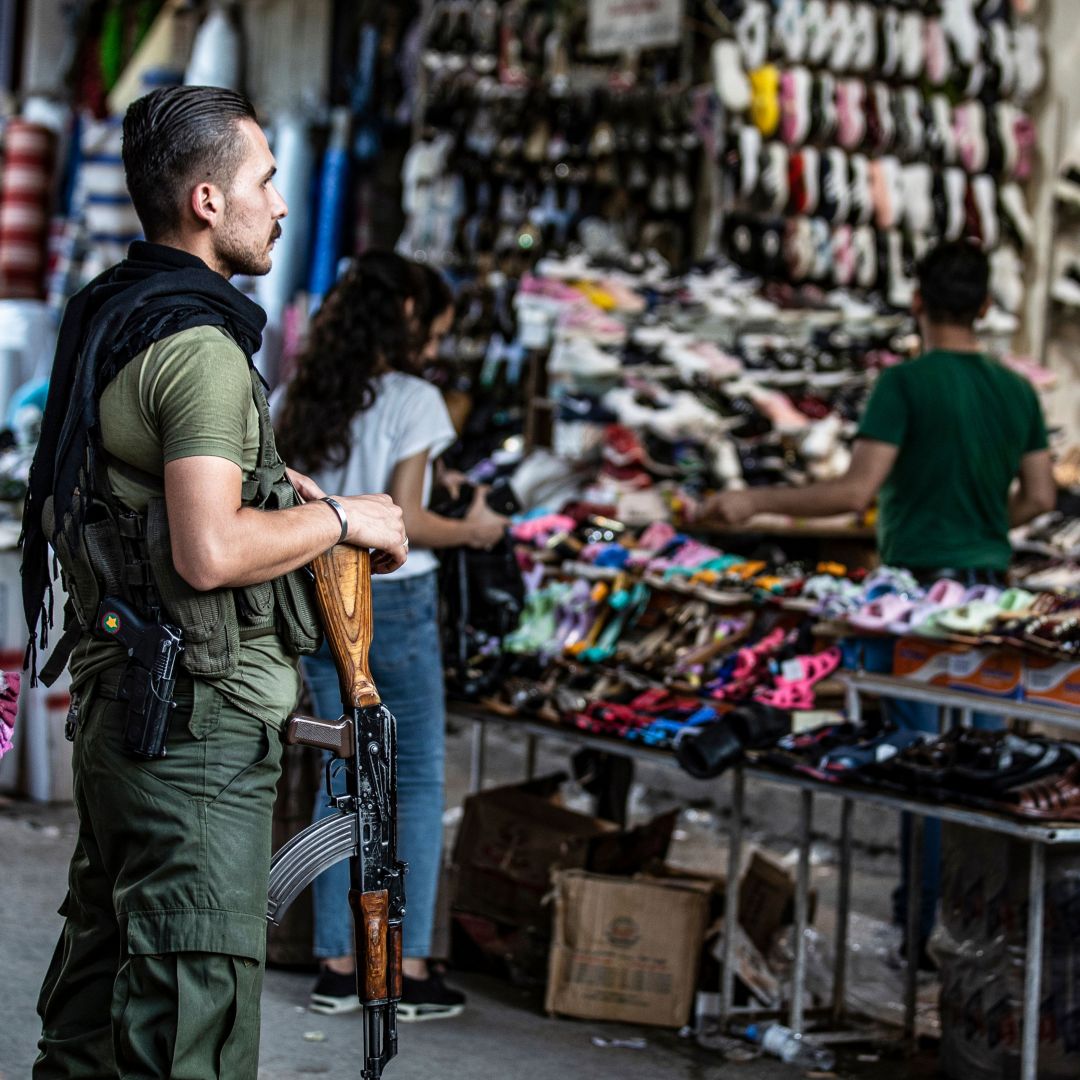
34,680,285,1079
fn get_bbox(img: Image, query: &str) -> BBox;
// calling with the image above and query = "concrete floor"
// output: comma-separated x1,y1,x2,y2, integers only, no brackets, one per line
0,718,937,1079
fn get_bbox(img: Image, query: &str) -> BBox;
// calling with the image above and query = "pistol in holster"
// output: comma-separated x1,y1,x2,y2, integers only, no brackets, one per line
93,596,184,760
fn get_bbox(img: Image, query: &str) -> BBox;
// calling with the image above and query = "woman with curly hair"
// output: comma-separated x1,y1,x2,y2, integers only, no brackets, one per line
276,251,506,1020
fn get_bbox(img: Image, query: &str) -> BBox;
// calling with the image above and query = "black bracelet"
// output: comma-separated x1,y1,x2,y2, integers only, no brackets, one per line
320,496,348,545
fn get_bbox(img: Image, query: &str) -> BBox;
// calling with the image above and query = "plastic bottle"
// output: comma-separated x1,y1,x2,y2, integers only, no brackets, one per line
738,1023,836,1071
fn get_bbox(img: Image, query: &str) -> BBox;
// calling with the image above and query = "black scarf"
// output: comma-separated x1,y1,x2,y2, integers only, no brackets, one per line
21,241,266,677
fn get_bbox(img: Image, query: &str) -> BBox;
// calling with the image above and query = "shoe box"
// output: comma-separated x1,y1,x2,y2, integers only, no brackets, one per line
1023,656,1080,711
892,636,964,685
946,648,1025,700
545,869,711,1029
892,637,1060,704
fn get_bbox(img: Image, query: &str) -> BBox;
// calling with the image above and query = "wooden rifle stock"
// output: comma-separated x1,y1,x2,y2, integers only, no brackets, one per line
311,544,381,710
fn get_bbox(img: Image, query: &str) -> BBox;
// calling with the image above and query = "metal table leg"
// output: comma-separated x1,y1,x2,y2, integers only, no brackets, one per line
791,788,813,1033
524,734,538,781
832,797,854,1026
469,720,487,793
904,814,925,1045
721,768,745,1020
845,681,862,726
1021,842,1046,1080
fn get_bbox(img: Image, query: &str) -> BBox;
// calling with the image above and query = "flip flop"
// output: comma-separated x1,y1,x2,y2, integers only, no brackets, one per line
906,579,969,637
996,587,1037,614
887,578,966,635
848,594,917,633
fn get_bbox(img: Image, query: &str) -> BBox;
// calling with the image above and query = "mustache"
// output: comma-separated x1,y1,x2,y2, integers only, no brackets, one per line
270,223,282,242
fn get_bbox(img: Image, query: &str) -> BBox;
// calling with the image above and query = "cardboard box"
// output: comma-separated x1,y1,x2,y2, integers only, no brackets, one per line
451,775,675,929
892,636,962,685
947,648,1025,700
711,921,782,1007
545,870,709,1028
738,849,814,955
1024,656,1080,711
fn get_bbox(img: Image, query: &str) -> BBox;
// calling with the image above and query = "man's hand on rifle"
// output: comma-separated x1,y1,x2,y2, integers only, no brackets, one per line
286,469,408,574
339,493,409,574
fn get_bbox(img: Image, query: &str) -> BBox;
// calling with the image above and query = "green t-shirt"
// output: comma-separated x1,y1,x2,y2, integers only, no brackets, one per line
857,349,1048,572
66,324,302,728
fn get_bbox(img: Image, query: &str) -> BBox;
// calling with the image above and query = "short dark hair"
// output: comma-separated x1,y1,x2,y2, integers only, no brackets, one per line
122,85,258,240
915,241,990,325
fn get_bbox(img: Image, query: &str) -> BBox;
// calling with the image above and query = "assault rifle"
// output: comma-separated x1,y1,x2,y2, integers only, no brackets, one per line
266,546,406,1079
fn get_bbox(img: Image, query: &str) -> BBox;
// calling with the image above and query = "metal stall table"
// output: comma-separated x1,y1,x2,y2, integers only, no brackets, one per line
453,673,1080,1080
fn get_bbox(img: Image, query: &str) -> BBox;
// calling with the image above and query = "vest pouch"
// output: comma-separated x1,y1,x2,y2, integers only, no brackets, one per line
236,579,274,625
51,492,124,630
262,476,322,657
144,496,241,678
272,571,322,656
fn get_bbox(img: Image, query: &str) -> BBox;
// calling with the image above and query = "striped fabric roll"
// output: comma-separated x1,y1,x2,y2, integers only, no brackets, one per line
79,118,142,246
0,120,55,299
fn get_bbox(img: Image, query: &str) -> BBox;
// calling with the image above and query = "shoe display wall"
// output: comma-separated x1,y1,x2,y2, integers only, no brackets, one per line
401,3,699,271
712,0,1043,323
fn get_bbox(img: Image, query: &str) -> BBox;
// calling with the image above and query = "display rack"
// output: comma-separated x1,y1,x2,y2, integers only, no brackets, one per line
452,674,1080,1080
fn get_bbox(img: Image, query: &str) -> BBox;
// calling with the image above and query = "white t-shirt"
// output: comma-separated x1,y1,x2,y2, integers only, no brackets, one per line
310,371,457,582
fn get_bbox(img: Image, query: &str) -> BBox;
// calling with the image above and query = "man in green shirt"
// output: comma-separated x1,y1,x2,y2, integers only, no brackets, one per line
27,87,409,1078
706,241,1055,565
705,240,1056,960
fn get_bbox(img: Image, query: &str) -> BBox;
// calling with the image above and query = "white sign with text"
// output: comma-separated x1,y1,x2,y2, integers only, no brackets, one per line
587,0,684,55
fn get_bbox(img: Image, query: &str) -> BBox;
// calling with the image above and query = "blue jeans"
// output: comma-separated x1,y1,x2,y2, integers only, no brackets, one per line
869,567,1006,944
884,699,1002,945
303,571,446,960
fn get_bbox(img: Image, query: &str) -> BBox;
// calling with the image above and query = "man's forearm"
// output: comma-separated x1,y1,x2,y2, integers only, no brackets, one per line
173,500,343,590
742,478,870,519
1009,490,1051,528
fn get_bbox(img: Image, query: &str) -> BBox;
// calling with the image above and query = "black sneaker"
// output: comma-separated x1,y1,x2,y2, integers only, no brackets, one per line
398,972,466,1022
309,967,362,1015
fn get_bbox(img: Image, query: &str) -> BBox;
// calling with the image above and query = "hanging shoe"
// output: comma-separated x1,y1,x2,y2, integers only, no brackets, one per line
898,10,926,80
712,38,751,112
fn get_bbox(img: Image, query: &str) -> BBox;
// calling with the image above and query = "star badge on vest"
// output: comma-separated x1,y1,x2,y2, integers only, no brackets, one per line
100,610,121,635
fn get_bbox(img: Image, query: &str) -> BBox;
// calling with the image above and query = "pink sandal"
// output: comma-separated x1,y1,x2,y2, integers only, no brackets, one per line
710,628,789,701
755,647,843,710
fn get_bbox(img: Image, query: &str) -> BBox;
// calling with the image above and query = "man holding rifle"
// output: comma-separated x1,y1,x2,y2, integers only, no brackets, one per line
22,85,407,1079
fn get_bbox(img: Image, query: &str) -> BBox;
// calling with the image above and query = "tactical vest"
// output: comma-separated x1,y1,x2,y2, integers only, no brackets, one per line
40,365,321,686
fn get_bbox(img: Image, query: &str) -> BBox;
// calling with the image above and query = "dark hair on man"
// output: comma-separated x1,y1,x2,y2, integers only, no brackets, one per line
122,85,258,240
915,240,990,325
